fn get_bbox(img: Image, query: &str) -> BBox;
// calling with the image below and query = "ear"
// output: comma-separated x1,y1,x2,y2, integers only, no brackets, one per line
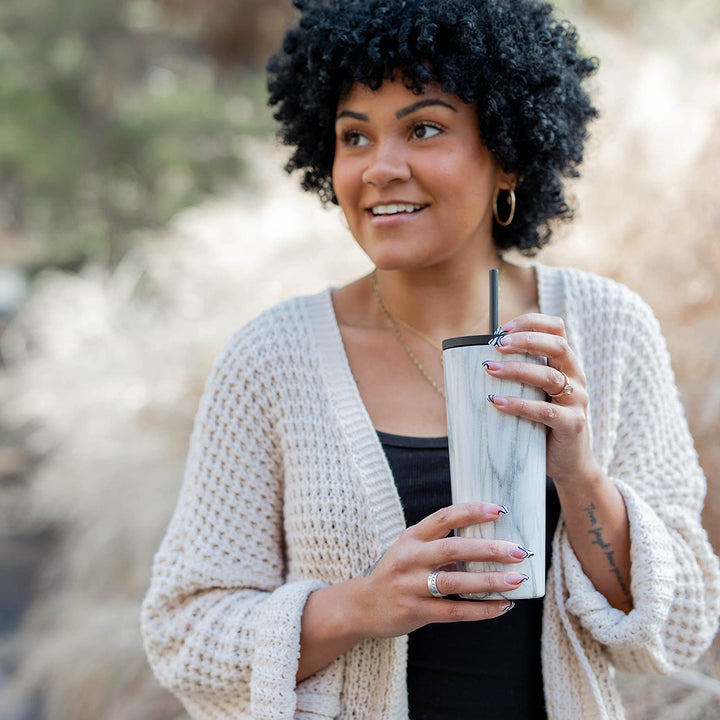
496,169,517,192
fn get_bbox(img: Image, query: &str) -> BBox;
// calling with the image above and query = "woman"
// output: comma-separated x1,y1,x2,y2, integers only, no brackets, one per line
141,1,720,718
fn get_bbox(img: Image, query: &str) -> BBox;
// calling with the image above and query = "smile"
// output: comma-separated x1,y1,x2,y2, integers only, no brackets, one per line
370,203,427,216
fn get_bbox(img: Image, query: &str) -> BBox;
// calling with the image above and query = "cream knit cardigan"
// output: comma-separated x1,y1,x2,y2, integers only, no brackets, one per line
142,264,720,720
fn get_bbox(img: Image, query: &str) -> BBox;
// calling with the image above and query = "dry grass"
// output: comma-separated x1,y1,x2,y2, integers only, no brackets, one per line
0,14,719,720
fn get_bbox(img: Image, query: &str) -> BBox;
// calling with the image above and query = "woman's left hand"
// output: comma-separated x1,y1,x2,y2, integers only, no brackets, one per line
484,313,603,488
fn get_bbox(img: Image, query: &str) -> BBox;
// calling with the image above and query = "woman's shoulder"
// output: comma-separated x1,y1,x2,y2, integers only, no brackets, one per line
229,288,332,347
536,263,673,369
209,288,334,378
536,263,659,330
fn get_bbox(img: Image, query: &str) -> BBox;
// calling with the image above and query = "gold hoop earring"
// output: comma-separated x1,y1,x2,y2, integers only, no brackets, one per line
493,187,516,227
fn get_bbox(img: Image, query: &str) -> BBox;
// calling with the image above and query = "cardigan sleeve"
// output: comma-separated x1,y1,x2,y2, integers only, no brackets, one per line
557,280,720,674
140,321,343,719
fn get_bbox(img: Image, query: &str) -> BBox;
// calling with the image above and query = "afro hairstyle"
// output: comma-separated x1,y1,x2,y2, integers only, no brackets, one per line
267,0,598,254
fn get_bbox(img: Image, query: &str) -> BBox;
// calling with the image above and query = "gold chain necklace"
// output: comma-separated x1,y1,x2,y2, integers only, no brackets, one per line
371,272,446,398
397,316,487,354
370,264,504,399
396,258,504,356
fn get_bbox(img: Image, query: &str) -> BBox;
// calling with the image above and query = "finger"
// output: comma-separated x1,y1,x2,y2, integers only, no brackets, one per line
500,314,567,338
409,502,508,542
487,393,588,434
494,331,581,377
433,569,530,597
420,535,535,566
482,359,584,397
483,360,587,402
424,597,515,623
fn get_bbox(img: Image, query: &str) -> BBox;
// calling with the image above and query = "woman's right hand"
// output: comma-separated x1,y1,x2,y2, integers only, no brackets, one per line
297,501,532,682
353,501,533,639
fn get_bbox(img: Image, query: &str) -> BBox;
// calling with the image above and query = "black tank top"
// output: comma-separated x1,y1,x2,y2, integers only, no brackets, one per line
377,430,561,720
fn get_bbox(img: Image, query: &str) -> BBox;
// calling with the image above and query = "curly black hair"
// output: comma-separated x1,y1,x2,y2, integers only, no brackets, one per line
267,0,598,254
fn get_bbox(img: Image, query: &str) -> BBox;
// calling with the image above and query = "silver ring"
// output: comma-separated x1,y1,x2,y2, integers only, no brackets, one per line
427,570,446,598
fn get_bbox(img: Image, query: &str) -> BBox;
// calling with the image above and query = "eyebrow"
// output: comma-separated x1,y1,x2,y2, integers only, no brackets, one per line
335,98,458,123
336,110,370,122
396,99,458,118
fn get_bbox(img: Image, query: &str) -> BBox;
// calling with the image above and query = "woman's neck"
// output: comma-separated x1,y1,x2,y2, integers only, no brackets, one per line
371,257,505,340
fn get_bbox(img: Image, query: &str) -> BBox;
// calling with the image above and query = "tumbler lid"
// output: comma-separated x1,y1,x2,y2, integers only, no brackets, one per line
442,334,496,350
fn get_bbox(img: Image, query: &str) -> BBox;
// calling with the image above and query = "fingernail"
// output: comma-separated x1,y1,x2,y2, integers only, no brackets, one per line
482,360,504,372
489,330,505,347
498,334,512,347
502,601,515,613
501,321,516,332
509,546,535,560
505,573,530,585
487,394,508,406
496,504,509,516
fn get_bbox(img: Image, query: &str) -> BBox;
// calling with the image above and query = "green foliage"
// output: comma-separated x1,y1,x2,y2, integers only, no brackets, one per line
0,0,271,268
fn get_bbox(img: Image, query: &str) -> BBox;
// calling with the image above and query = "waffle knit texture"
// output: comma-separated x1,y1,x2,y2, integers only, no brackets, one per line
141,263,720,719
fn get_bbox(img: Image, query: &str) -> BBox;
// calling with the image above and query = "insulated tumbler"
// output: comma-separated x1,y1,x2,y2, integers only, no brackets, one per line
442,335,546,600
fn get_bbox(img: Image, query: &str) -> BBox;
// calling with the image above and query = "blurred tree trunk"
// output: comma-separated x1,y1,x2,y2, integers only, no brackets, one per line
161,0,297,68
581,0,635,25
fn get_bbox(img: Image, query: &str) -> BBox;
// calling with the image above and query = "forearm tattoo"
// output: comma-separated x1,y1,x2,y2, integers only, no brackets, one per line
584,503,633,608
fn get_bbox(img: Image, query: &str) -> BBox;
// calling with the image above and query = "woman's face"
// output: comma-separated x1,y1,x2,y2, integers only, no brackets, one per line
333,76,506,272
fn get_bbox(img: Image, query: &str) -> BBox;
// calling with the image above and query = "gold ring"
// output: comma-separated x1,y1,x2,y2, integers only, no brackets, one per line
548,370,574,398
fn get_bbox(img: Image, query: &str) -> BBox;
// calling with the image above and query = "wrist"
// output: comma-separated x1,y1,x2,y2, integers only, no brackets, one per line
297,576,370,682
553,462,606,495
316,574,372,645
553,468,614,506
337,573,374,643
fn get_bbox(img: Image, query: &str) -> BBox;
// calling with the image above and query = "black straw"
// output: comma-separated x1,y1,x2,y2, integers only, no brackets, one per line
489,268,499,334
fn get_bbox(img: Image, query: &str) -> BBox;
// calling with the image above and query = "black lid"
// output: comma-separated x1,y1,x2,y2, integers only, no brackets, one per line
442,334,496,350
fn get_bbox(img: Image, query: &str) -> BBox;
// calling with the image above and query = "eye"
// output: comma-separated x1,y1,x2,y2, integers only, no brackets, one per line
411,122,442,140
341,130,370,148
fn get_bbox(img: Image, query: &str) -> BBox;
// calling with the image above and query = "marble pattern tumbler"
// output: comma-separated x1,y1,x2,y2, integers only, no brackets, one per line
442,334,546,600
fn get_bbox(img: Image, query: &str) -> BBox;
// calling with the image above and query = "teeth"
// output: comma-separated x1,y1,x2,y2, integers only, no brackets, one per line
371,203,425,216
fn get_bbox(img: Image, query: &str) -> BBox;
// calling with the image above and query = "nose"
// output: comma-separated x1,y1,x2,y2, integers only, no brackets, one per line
361,137,411,187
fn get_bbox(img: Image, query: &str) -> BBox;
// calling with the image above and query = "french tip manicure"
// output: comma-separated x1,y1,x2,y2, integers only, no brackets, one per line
488,329,506,347
505,572,530,585
511,546,535,560
502,601,515,613
497,504,509,516
487,393,508,407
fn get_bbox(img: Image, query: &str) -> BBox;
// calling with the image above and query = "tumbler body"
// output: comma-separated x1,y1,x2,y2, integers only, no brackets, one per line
443,335,546,600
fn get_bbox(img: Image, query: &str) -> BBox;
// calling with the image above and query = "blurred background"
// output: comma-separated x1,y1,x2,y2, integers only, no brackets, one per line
0,0,719,718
